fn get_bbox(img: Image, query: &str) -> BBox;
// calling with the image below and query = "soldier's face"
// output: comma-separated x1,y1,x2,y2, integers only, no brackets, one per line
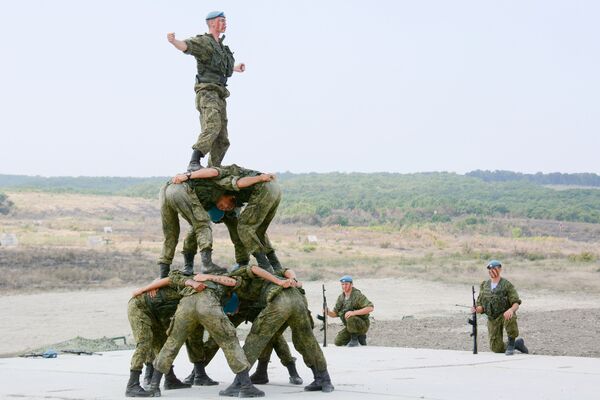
216,195,235,211
341,282,353,294
488,266,501,279
210,17,227,33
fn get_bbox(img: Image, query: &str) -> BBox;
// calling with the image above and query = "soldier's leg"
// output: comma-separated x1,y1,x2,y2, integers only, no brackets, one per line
487,315,506,353
243,297,291,366
127,299,154,397
207,99,229,167
196,293,250,374
334,326,351,347
254,182,281,254
158,183,180,277
345,316,369,335
182,228,197,275
223,214,250,266
192,90,224,161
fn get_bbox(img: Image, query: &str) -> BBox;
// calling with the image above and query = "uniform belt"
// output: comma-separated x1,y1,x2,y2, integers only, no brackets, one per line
196,74,227,86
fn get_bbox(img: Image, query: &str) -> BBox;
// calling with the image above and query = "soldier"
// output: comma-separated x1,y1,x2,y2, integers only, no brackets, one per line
172,164,284,272
197,265,335,394
325,275,374,347
142,271,264,398
471,260,529,355
167,11,246,171
125,277,200,397
157,180,244,278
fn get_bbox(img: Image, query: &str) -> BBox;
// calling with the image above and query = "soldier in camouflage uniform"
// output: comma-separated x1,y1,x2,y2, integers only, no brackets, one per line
125,275,202,397
157,180,243,278
197,265,334,394
142,271,264,398
326,275,374,347
184,292,303,387
172,164,284,272
472,260,529,355
167,11,246,171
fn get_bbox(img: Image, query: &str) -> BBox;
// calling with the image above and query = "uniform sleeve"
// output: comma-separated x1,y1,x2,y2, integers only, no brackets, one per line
354,292,374,310
183,36,211,63
332,294,343,314
167,271,189,290
506,281,522,305
476,281,485,307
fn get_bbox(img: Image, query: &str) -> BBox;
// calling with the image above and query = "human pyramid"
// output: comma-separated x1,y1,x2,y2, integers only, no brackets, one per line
125,11,336,398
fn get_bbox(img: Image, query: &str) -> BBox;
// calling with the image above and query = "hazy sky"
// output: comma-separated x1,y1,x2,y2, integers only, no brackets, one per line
1,1,599,177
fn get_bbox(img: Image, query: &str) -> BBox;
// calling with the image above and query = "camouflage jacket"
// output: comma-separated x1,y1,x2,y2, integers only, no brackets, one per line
188,164,262,210
476,278,522,319
228,265,286,308
168,270,238,304
184,33,235,85
140,283,182,329
333,288,373,324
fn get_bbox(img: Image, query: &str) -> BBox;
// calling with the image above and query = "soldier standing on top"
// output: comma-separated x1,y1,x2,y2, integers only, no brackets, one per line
167,11,246,171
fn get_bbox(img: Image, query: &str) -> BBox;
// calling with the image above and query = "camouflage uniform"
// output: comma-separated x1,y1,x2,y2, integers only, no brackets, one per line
476,278,522,353
188,164,281,255
158,181,248,266
127,282,204,371
200,299,296,367
230,266,327,372
153,271,250,375
332,288,373,346
183,33,235,167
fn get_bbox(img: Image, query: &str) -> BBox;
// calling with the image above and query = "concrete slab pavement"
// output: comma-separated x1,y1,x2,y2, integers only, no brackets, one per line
0,345,598,400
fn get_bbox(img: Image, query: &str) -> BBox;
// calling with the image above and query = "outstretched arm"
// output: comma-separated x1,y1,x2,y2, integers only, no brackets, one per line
167,32,188,52
132,278,171,297
250,265,300,288
172,168,220,184
194,273,238,287
236,173,276,189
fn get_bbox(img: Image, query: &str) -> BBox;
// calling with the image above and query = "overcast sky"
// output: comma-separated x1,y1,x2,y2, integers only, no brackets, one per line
1,1,599,177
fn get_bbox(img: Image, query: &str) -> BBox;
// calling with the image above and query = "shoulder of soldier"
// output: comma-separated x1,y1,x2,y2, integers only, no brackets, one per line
479,280,489,290
500,277,515,288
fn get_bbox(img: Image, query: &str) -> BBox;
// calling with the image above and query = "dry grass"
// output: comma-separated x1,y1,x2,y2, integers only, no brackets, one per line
1,191,599,294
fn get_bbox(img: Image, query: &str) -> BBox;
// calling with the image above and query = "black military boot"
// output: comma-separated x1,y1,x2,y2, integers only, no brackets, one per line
515,338,529,354
505,337,516,356
125,370,152,397
347,334,360,347
182,252,195,276
147,369,163,397
266,251,283,273
158,263,170,279
200,249,228,274
285,361,303,385
187,149,204,172
143,363,154,388
238,369,265,398
249,360,269,384
304,367,334,392
252,252,274,274
219,374,241,397
184,362,218,386
163,365,192,390
358,334,367,346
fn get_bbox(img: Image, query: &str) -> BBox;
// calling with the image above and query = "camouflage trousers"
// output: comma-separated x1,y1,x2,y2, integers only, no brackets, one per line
128,297,205,370
192,85,230,167
238,181,281,255
487,314,519,353
154,290,249,374
199,307,295,367
334,316,370,346
158,182,212,265
243,288,327,372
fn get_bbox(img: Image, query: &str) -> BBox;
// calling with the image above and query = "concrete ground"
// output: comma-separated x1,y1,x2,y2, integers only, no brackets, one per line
0,345,598,400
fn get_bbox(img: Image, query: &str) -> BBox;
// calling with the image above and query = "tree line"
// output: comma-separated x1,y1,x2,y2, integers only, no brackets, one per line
467,170,600,187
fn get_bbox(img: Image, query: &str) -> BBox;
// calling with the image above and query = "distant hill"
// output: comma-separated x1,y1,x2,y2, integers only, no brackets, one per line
1,172,600,225
467,170,600,187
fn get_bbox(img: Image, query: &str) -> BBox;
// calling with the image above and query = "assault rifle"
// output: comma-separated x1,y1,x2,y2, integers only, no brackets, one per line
468,285,478,354
62,350,102,356
316,284,328,347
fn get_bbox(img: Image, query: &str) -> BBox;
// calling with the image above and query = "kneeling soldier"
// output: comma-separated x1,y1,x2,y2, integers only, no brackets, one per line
472,260,529,355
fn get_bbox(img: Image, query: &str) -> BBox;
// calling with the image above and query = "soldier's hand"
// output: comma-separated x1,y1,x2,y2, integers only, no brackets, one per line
344,311,355,320
147,288,159,298
172,174,188,184
234,63,245,72
503,309,514,320
132,288,145,297
259,173,276,182
167,32,176,43
190,281,206,292
279,278,292,288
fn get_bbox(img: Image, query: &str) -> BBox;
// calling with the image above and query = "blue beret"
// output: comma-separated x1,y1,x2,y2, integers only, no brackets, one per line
340,275,353,283
206,11,225,20
208,206,225,223
487,260,502,269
